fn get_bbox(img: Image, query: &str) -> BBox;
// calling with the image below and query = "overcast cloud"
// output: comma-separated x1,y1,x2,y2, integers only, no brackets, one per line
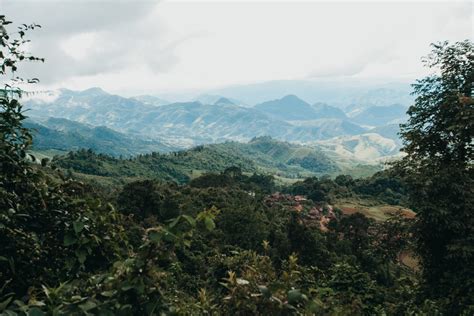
0,0,472,95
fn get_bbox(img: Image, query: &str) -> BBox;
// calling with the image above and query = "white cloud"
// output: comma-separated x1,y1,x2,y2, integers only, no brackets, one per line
60,32,99,61
0,0,472,95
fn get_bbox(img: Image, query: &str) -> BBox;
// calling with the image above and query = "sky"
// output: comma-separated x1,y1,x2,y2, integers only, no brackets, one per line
1,0,472,96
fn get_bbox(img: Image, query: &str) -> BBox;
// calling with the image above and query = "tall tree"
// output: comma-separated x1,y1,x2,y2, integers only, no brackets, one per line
1,15,43,187
396,40,474,312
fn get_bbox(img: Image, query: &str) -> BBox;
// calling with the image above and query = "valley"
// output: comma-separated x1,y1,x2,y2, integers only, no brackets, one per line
24,85,408,177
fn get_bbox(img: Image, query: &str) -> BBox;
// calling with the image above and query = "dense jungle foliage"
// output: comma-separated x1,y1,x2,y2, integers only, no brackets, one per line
0,15,473,315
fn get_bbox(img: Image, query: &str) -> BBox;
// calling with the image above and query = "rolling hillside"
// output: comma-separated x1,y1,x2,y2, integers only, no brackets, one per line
51,136,340,183
316,133,401,162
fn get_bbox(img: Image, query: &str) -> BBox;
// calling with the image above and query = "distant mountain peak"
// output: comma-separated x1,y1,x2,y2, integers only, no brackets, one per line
256,94,309,108
196,94,243,106
310,102,347,119
254,94,324,121
81,87,107,95
280,94,307,103
214,97,235,106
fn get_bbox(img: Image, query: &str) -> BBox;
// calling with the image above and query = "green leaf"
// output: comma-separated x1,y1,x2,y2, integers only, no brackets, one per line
148,230,162,243
287,289,304,305
0,296,13,311
258,285,271,299
75,249,87,264
168,217,180,229
169,215,196,229
161,228,178,242
181,215,196,227
63,233,76,246
28,307,45,316
204,217,215,231
78,300,97,312
73,221,84,234
100,290,115,297
121,284,134,292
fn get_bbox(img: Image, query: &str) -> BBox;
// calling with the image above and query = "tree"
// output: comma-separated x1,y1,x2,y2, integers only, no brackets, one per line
0,15,52,294
117,180,181,221
1,15,43,189
0,16,131,306
217,205,269,250
396,40,474,313
289,177,328,203
287,213,333,268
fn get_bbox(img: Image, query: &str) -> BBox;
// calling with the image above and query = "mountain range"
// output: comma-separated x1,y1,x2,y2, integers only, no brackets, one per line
206,79,414,106
24,86,409,164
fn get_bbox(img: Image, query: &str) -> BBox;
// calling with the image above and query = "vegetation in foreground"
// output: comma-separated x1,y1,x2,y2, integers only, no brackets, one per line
0,15,473,315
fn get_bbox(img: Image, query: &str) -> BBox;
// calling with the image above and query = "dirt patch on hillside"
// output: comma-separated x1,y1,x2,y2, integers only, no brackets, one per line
399,250,420,271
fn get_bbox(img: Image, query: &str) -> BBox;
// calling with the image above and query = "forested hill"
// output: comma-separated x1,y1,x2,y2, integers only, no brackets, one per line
25,117,177,156
51,136,340,183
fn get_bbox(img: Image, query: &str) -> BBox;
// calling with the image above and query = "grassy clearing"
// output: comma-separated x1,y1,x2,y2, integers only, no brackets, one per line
335,198,415,221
